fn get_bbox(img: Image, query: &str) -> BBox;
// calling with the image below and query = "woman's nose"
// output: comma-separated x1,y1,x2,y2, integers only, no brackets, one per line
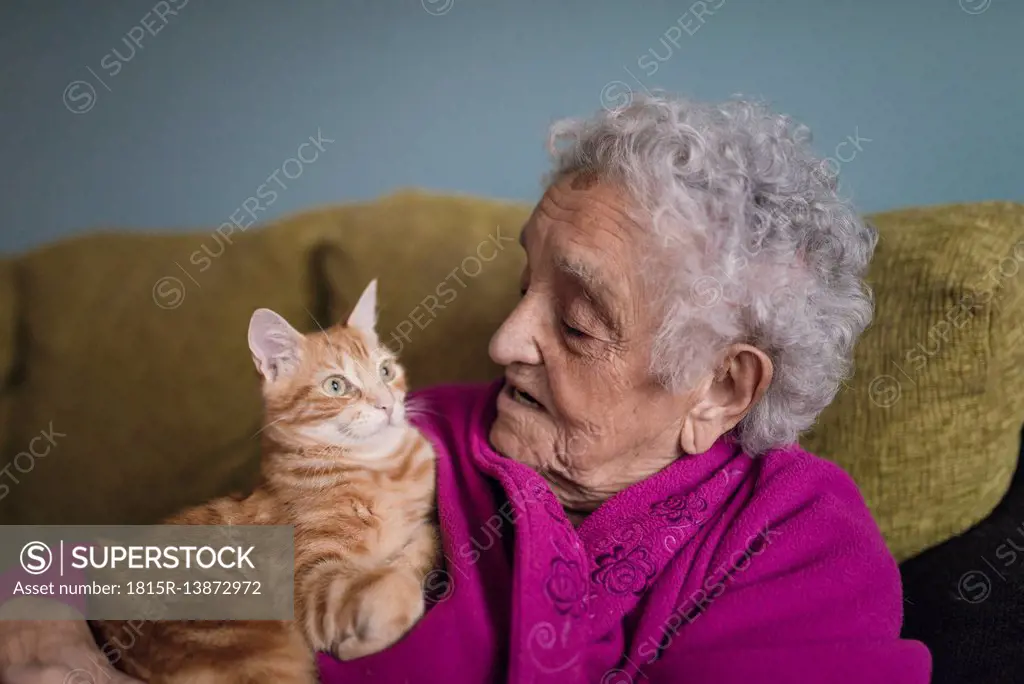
488,300,543,367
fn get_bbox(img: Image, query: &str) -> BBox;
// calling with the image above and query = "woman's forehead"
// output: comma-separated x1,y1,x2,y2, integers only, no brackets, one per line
523,182,646,276
524,179,640,244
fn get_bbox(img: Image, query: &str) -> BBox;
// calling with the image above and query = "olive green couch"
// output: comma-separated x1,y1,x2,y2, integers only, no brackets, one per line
1,191,1022,564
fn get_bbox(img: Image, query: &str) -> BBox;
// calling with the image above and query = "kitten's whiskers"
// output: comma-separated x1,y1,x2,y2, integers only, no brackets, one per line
251,416,287,439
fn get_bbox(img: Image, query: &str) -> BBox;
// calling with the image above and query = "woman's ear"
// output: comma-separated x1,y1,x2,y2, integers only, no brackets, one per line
679,344,773,454
248,308,304,382
346,279,380,346
679,377,725,455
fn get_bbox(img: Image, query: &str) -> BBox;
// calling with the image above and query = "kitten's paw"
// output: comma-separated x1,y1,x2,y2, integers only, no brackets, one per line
333,569,424,661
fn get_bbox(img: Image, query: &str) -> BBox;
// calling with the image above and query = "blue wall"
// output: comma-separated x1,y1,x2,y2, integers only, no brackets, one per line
0,0,1020,254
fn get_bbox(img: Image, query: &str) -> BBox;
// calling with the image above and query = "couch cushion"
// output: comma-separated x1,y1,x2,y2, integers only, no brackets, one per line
0,215,354,525
803,201,1024,561
315,190,529,389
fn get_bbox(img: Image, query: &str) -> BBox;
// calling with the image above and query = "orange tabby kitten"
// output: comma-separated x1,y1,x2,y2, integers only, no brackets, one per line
93,279,439,683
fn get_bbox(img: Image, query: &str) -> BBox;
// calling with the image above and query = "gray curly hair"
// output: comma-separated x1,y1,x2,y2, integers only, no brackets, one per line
545,93,876,455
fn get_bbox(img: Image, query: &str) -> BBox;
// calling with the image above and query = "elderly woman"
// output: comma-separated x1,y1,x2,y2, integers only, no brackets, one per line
1,94,931,683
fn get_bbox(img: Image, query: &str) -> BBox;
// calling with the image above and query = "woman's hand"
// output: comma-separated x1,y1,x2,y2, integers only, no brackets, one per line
0,599,143,684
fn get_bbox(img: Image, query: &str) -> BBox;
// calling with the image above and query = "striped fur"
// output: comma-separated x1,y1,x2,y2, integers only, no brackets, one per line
94,306,439,683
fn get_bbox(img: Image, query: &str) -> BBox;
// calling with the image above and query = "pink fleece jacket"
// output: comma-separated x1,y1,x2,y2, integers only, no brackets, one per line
317,380,932,683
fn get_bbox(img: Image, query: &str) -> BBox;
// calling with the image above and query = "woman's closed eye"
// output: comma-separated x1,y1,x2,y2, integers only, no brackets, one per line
561,319,588,338
562,302,615,347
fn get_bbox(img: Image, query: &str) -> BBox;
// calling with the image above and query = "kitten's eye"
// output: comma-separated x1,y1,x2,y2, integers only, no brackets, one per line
379,359,395,381
321,375,351,396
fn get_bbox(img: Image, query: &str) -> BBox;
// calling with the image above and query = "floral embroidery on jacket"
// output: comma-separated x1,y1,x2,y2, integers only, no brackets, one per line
545,556,591,616
592,544,656,596
650,493,709,527
606,520,644,549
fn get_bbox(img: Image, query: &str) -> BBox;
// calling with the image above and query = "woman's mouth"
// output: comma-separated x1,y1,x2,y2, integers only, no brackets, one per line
507,382,544,411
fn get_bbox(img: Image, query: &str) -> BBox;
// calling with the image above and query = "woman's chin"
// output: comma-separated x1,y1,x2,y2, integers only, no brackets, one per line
489,414,546,468
488,420,515,460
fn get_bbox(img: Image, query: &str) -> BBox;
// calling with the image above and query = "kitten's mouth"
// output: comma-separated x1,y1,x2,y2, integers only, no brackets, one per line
506,381,545,411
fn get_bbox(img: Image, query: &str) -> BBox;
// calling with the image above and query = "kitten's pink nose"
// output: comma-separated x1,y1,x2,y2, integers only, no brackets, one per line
374,397,394,418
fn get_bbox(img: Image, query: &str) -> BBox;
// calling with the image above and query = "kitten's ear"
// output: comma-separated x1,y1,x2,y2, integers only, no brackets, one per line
346,279,379,343
248,308,304,382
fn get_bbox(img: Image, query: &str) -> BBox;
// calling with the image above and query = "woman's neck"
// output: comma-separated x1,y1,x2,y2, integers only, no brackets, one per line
535,443,686,524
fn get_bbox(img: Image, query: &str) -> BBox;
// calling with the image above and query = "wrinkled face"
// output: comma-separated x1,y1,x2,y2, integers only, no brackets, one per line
488,174,697,513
